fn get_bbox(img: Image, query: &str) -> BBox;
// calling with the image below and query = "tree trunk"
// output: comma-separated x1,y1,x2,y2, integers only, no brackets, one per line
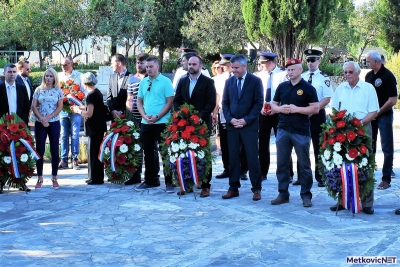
158,45,165,73
111,37,117,55
38,49,44,70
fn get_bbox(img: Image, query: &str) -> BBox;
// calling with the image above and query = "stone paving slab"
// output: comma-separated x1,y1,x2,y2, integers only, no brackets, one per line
1,130,400,266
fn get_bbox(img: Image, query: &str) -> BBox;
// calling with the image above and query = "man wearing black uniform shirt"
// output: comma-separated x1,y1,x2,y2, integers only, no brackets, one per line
270,58,319,207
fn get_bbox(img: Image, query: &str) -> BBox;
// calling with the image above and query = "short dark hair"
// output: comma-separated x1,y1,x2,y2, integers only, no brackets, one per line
188,55,202,65
146,56,160,66
4,63,16,72
136,53,149,62
112,53,127,66
230,54,248,65
17,60,29,69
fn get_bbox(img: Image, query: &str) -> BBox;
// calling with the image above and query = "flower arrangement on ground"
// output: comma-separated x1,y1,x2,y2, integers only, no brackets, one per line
318,108,376,213
60,78,85,112
160,104,213,193
0,114,40,188
98,113,141,184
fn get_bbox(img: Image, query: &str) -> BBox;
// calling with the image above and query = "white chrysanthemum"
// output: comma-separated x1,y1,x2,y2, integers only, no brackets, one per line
180,153,185,158
323,150,331,160
188,142,199,149
3,156,11,164
168,147,171,156
170,156,176,163
171,143,179,152
20,154,29,163
326,161,334,171
174,153,178,158
104,147,110,155
333,154,343,166
126,121,134,126
361,157,368,167
345,153,355,161
333,142,341,152
133,132,140,139
197,150,205,159
321,155,327,166
134,144,141,151
119,144,128,153
179,141,187,150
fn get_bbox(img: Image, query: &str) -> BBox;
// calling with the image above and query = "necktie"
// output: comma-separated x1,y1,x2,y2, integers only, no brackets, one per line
237,77,243,97
308,73,314,84
265,71,272,102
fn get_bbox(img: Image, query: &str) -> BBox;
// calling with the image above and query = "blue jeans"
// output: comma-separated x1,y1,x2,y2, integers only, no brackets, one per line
372,113,394,183
60,113,82,163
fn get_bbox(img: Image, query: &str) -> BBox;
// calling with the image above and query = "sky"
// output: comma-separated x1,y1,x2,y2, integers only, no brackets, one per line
353,0,366,7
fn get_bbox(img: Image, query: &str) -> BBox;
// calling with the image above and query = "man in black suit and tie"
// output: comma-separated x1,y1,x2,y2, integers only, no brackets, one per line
0,63,31,193
221,54,264,201
16,60,34,104
174,55,216,197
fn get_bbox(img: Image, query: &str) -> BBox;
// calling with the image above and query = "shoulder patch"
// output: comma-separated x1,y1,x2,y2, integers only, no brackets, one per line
324,80,330,87
320,71,329,77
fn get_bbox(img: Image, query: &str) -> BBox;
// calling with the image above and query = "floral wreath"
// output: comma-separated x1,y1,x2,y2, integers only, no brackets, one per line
318,108,376,213
98,113,141,184
60,79,86,112
160,104,213,193
0,114,40,188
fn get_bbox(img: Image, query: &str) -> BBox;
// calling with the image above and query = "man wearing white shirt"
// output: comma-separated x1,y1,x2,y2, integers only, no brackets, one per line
330,61,379,215
16,60,34,105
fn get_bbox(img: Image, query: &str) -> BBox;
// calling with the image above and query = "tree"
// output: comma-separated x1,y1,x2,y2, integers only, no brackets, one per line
142,0,196,72
376,0,400,54
181,0,254,55
242,0,340,65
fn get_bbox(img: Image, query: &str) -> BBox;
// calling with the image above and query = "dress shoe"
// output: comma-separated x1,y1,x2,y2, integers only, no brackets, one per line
215,171,229,179
0,184,4,194
253,191,261,201
87,181,104,185
124,176,141,185
240,173,248,180
317,182,325,187
200,188,210,198
292,180,300,186
271,196,289,205
19,185,31,192
261,175,267,181
302,198,312,207
222,190,239,199
177,188,193,196
85,178,91,183
330,204,345,211
395,208,400,215
362,207,374,214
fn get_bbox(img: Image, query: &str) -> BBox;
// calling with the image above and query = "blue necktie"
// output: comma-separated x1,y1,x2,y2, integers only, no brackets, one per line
265,71,272,102
237,77,242,97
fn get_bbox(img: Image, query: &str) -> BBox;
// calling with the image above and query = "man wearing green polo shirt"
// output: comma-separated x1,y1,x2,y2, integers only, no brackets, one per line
135,56,175,193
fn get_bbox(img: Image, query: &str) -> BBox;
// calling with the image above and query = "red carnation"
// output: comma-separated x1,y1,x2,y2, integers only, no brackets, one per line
173,112,179,119
185,125,195,133
116,137,124,146
172,133,179,140
181,130,191,140
336,121,346,128
119,114,126,119
27,168,35,176
348,148,358,158
346,131,356,141
6,115,14,121
127,164,136,173
0,124,7,131
181,107,189,114
9,124,19,132
177,119,187,127
66,79,73,85
19,122,26,128
190,135,199,143
171,125,178,131
173,118,179,124
111,173,118,180
360,145,368,154
328,137,336,145
333,110,346,120
73,84,80,91
20,130,28,139
77,92,85,100
116,155,126,165
124,136,133,144
199,126,207,135
0,143,7,152
357,128,364,136
351,118,361,126
190,115,200,124
165,136,171,145
199,138,207,147
328,128,335,135
18,164,28,174
113,128,121,133
322,141,326,149
120,125,130,132
167,125,173,132
336,133,346,143
110,121,117,128
63,97,68,103
11,134,21,141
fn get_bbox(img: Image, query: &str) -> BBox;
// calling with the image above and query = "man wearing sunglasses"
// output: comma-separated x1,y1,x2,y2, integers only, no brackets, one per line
296,49,332,187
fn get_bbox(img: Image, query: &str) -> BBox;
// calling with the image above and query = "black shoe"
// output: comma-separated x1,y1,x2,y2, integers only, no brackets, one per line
271,196,290,205
177,188,193,195
87,181,104,185
395,208,400,215
153,178,161,187
317,182,325,187
124,176,142,185
84,177,91,183
0,184,4,194
292,180,300,186
240,173,248,180
330,204,345,211
19,185,31,192
302,198,312,207
362,207,374,214
261,175,267,181
216,171,229,179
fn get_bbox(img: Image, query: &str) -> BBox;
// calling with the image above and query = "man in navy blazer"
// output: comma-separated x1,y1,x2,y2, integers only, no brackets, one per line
174,55,216,197
221,54,263,201
15,60,34,105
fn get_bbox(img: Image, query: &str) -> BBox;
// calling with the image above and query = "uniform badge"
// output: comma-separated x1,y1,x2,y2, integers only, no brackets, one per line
308,50,312,54
291,60,295,64
375,78,382,87
324,80,331,87
297,89,303,95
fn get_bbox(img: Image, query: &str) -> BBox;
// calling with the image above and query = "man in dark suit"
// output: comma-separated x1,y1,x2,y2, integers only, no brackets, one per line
16,60,34,104
174,55,216,197
221,54,264,201
0,63,31,194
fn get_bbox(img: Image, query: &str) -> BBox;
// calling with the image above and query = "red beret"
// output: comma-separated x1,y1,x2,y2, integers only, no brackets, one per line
285,58,302,68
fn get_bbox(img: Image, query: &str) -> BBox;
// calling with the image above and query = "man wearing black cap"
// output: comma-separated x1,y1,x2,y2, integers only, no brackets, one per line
256,51,294,181
271,59,319,207
295,49,332,187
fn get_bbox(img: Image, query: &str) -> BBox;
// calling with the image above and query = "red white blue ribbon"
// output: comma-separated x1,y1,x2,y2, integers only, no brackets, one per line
340,163,361,214
176,150,200,192
187,150,199,185
67,94,84,106
176,157,187,192
110,133,119,172
19,138,40,160
10,141,20,178
98,132,115,161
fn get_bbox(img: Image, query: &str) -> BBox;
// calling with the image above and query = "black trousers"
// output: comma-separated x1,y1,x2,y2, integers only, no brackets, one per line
88,133,105,183
309,109,326,183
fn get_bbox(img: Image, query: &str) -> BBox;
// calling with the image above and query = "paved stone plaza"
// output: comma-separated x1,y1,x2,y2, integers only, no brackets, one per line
1,128,400,267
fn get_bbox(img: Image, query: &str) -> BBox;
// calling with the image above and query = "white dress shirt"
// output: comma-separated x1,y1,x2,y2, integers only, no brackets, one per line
301,68,332,102
5,82,17,114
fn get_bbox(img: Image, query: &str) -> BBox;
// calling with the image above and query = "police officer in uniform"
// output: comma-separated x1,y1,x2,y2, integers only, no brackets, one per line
292,49,332,187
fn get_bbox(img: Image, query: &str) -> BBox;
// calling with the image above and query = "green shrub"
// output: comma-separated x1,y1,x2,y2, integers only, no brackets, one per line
383,54,400,109
0,57,9,68
302,57,343,76
30,71,45,89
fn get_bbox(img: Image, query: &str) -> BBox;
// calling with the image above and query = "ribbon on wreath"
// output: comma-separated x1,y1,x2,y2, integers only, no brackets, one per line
10,141,20,178
110,133,119,172
340,163,361,214
98,132,115,161
19,139,40,160
66,93,84,106
176,150,199,192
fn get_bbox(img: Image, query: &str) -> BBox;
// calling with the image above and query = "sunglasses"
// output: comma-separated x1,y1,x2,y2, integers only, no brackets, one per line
306,59,318,63
147,80,152,91
344,71,354,74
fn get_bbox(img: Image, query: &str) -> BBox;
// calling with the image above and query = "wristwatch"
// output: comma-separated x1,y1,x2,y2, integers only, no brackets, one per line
155,115,159,120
